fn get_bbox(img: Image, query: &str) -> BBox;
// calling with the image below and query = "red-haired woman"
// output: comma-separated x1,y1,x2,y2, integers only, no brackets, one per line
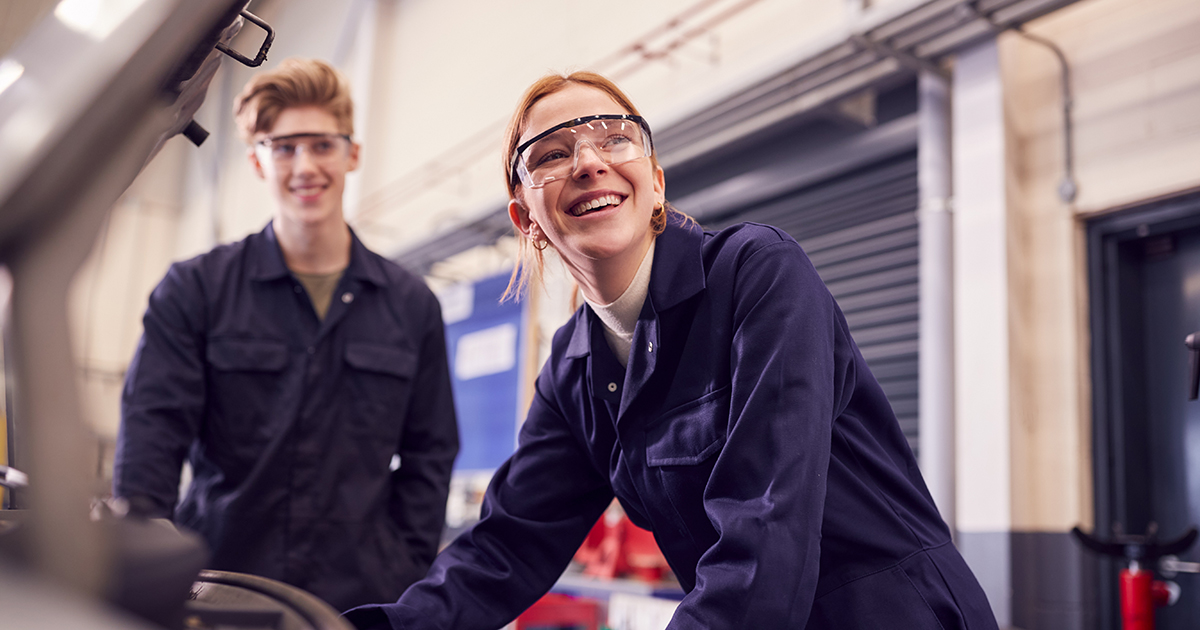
346,71,997,630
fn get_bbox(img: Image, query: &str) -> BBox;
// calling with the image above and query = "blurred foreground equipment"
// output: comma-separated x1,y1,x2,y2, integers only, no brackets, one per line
0,1,349,628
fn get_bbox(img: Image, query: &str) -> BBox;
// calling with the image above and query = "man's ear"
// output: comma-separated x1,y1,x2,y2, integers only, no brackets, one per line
247,147,266,180
508,198,533,236
347,140,361,172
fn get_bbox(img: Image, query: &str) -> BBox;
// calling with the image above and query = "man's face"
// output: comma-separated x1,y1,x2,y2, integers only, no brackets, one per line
249,106,359,229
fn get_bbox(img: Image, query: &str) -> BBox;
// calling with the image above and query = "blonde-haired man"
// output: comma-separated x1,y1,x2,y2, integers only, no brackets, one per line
114,58,459,611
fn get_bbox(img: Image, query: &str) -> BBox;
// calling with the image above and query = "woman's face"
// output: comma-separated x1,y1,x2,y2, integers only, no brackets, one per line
508,84,664,284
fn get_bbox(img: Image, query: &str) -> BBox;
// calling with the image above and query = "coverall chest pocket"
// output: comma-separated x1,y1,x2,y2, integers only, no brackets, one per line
343,342,417,440
205,338,289,445
645,387,729,538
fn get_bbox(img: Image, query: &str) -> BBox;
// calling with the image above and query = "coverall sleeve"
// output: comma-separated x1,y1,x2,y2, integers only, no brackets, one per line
667,236,853,628
112,266,207,518
344,378,613,629
388,294,460,581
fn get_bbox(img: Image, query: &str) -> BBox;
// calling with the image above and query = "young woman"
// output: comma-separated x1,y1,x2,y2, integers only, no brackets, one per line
345,72,998,629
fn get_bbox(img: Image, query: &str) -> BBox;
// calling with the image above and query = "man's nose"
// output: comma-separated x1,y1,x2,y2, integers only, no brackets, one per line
292,144,319,171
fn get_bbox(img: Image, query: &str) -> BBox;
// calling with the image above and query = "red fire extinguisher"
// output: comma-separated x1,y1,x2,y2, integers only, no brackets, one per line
1118,561,1182,630
1073,524,1195,630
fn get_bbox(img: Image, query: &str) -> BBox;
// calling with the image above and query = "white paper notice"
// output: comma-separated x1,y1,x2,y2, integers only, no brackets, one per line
437,282,475,325
454,323,517,380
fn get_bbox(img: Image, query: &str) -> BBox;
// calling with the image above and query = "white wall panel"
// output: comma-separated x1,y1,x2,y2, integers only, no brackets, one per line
953,38,1012,534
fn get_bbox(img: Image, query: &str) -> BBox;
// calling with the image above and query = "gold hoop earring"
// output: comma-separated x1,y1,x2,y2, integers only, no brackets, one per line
531,235,549,251
651,201,667,232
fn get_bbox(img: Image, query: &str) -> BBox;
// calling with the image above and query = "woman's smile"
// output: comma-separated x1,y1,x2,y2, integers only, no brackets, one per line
567,191,626,217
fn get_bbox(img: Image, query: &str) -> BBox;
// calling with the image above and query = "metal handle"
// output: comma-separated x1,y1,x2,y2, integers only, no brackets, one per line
1160,555,1200,577
214,10,275,68
0,465,28,489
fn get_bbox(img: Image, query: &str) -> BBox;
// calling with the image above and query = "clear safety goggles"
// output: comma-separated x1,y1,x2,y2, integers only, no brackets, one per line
510,114,653,189
254,132,352,167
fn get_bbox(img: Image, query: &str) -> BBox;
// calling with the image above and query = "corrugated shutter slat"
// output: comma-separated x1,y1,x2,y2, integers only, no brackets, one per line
708,152,919,451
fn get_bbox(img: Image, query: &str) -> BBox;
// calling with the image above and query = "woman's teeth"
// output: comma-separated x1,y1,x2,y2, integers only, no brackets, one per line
570,194,623,217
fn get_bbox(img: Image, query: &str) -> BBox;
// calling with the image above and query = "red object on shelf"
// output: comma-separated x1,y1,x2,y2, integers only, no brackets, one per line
515,593,603,630
572,504,670,582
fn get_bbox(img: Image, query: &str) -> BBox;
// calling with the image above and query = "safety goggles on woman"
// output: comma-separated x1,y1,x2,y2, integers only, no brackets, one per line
511,114,653,189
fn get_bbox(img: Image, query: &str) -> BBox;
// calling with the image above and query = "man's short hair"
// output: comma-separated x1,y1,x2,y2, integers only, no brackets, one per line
233,57,353,144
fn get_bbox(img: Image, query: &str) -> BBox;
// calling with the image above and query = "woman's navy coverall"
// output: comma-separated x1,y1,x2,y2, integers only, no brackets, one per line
346,216,998,629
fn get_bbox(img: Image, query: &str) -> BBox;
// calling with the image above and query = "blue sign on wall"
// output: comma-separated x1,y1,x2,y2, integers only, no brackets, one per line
440,271,527,472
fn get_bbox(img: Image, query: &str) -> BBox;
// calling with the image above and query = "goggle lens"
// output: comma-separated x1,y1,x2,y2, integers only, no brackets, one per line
514,115,652,188
255,133,351,166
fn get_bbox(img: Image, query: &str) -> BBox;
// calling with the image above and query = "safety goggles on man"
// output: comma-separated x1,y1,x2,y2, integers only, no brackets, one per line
255,132,352,167
511,114,653,189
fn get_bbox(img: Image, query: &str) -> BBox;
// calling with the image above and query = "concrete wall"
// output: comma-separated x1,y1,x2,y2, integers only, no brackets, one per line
348,0,850,258
69,137,193,440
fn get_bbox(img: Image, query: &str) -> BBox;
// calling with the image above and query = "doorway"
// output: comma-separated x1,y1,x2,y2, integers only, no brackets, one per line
1088,190,1200,630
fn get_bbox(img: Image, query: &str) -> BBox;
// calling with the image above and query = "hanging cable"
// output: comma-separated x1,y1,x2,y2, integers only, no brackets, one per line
1011,25,1077,203
967,2,1077,203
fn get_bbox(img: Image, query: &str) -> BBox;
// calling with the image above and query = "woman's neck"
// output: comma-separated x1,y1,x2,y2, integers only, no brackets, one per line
567,236,654,305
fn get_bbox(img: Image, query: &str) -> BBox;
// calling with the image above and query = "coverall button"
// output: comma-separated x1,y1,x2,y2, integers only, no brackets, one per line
607,382,617,392
648,341,654,352
342,292,354,304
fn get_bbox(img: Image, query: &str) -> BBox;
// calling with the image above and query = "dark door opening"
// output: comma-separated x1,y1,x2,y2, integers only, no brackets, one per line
1088,190,1200,630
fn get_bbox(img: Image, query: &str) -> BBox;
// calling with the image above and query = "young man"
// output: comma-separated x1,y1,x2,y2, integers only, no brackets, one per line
113,58,459,611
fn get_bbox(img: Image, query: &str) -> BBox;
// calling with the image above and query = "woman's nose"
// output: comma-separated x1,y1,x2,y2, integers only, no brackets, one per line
571,140,608,178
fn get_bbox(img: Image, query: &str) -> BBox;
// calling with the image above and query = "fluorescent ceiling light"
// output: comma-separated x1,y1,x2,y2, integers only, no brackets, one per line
0,60,24,97
55,0,149,40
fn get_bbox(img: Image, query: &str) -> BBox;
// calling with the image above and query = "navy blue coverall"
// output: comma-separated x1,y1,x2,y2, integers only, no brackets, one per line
345,215,996,628
113,223,459,611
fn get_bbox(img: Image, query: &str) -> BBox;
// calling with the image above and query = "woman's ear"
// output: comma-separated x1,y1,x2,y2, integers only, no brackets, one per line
653,164,665,204
508,198,533,236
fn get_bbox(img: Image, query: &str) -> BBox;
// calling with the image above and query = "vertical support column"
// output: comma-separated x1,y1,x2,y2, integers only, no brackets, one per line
952,38,1013,627
918,70,955,531
337,0,378,220
354,0,400,223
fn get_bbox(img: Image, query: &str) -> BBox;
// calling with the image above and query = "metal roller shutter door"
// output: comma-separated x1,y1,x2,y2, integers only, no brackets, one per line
704,152,920,451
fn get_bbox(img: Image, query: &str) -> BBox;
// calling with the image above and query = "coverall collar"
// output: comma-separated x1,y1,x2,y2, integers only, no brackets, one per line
563,214,706,359
248,221,388,287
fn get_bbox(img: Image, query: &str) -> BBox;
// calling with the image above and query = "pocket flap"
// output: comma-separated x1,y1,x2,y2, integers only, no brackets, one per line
645,388,729,466
207,338,288,372
345,342,418,379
